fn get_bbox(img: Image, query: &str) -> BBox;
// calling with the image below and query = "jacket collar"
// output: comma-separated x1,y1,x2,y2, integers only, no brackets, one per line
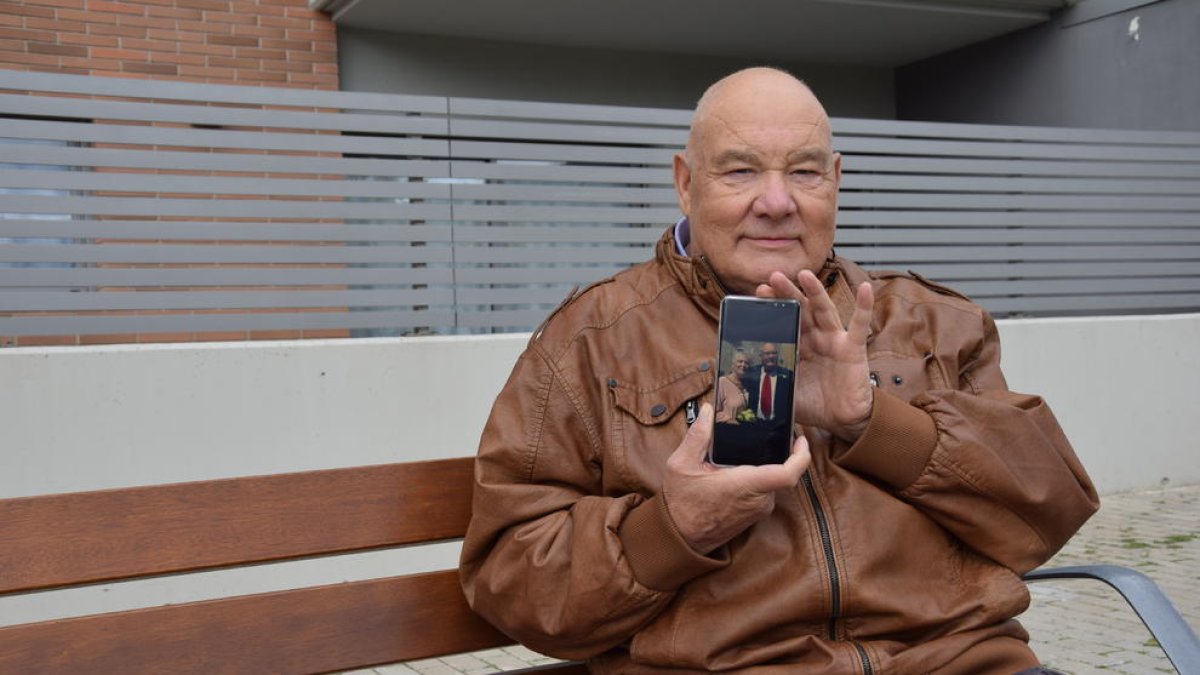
655,224,850,323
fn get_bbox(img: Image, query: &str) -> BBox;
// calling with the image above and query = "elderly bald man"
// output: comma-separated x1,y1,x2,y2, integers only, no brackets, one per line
461,67,1097,674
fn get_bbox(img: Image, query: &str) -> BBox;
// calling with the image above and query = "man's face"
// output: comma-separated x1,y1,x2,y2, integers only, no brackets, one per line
760,343,779,373
675,72,841,295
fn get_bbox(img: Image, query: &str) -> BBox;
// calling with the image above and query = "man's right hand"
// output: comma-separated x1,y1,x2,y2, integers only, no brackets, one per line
661,403,810,554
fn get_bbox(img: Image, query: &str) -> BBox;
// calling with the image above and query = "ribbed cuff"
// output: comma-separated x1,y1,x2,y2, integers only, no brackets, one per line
833,389,938,490
618,494,728,592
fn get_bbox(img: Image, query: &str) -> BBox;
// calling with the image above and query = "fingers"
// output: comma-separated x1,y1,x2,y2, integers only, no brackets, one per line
847,281,874,344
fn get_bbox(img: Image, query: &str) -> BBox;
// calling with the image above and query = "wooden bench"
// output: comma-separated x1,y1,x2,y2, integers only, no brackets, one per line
2,458,1196,674
0,458,584,674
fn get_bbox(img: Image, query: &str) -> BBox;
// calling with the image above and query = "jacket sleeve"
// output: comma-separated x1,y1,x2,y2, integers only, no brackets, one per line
833,311,1100,574
459,342,726,659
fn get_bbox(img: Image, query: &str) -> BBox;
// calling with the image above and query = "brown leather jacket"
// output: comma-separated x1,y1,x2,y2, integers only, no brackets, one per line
460,227,1099,674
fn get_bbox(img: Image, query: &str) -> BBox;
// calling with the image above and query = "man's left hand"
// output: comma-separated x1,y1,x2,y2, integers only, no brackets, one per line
756,270,874,443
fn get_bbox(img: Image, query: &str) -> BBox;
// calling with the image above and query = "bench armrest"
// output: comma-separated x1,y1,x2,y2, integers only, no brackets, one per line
1023,564,1200,673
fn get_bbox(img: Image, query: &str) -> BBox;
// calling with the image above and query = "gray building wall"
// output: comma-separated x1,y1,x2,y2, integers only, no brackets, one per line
337,29,895,118
896,0,1199,131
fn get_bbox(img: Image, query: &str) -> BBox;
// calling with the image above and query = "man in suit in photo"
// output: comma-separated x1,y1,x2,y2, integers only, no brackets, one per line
745,342,793,422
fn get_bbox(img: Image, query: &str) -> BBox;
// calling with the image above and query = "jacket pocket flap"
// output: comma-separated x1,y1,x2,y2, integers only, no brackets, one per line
611,366,713,426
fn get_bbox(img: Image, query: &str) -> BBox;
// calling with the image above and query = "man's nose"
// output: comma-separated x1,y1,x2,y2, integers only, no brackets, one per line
752,171,797,219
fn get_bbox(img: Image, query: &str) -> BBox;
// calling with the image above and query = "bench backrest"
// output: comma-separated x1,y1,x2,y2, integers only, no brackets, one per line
0,458,583,674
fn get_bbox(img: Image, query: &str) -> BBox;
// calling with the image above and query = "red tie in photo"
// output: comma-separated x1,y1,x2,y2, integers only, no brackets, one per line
760,375,772,419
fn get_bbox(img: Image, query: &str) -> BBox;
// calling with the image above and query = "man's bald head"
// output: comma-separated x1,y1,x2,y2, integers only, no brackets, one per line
686,67,832,166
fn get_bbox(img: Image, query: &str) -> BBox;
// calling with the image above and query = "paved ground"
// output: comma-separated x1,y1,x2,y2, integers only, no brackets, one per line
350,483,1199,674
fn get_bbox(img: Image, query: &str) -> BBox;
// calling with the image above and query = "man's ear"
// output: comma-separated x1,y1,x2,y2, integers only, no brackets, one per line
673,152,692,216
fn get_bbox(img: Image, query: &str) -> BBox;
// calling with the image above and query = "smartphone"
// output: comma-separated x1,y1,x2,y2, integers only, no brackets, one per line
708,296,801,467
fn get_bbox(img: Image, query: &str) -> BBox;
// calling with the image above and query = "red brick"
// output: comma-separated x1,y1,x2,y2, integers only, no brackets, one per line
80,333,140,345
0,26,56,42
86,0,146,15
89,22,146,38
207,55,257,68
58,31,120,47
57,7,118,23
121,37,178,52
260,58,309,73
176,19,227,33
147,28,205,43
0,48,59,66
259,15,308,30
150,50,204,65
204,11,257,26
25,17,89,33
175,0,231,10
27,0,85,7
207,34,257,47
231,24,287,39
28,41,89,57
91,46,149,60
124,61,177,75
0,2,56,18
235,47,284,60
234,0,283,15
179,41,233,56
0,38,22,50
61,55,120,69
178,64,235,78
146,5,203,20
0,14,21,28
114,15,176,29
237,68,286,82
260,37,309,51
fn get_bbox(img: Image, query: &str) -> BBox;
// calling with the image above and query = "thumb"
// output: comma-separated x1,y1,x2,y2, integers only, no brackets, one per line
674,402,714,466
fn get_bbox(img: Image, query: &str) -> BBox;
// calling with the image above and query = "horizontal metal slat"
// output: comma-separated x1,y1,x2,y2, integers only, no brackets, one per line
0,170,452,200
838,192,1200,211
449,160,669,185
449,119,686,146
880,261,1200,280
0,288,455,312
839,244,1200,263
0,68,449,114
833,116,1200,147
0,309,457,336
449,97,691,126
449,140,674,166
0,243,454,265
453,245,652,265
453,266,624,284
0,195,450,220
839,173,1200,196
450,204,679,224
454,224,662,244
836,211,1200,227
0,267,454,288
0,119,450,158
842,155,1200,179
0,220,453,243
450,182,676,204
0,93,449,137
979,292,1200,314
834,135,1200,162
833,227,1200,245
1,144,450,178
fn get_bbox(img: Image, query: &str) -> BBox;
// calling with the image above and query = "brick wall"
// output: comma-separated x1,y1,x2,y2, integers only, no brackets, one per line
0,0,338,88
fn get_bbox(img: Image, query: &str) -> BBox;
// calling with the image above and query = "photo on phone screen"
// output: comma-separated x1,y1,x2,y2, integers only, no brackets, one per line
709,296,801,466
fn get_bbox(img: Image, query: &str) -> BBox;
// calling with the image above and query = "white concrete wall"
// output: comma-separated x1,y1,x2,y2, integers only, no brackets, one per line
2,314,1198,626
3,315,1198,499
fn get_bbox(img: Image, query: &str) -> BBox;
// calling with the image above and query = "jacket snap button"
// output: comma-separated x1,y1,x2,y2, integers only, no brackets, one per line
650,404,667,417
698,362,710,372
892,375,904,385
869,372,879,387
607,378,618,388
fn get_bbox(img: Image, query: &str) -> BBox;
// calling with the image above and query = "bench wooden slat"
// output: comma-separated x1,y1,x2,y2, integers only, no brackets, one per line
0,458,474,594
0,570,523,674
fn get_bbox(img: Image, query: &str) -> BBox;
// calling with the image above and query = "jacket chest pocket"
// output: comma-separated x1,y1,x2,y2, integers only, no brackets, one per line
608,366,713,490
868,350,947,402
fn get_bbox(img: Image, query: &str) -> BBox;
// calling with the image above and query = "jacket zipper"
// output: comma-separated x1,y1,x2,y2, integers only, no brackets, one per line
801,471,874,675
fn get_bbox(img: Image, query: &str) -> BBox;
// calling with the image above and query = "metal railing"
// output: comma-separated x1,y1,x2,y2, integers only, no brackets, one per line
2,69,1199,340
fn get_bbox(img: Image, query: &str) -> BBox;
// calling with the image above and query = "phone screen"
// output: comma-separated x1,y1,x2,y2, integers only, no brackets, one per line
709,296,801,466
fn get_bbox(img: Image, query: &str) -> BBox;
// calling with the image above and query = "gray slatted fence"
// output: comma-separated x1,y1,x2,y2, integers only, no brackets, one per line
2,70,1198,340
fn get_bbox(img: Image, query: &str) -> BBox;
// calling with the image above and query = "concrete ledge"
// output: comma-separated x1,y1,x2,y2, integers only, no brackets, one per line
2,314,1198,498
